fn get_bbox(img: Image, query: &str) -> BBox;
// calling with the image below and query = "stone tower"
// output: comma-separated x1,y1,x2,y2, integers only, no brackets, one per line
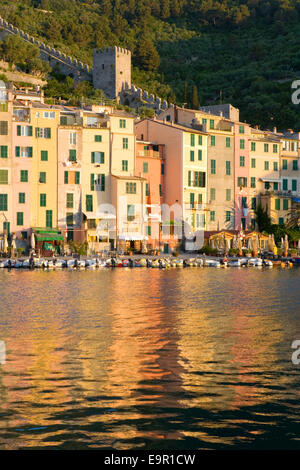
92,46,131,100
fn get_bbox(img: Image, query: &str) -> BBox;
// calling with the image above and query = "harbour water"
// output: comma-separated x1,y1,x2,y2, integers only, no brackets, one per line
0,267,300,450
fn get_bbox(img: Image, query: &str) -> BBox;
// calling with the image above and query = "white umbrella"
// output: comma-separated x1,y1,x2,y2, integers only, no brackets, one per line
11,236,16,258
31,232,35,250
3,233,8,254
298,239,300,252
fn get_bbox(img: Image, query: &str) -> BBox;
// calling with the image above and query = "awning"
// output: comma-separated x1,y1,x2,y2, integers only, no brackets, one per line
119,233,148,241
292,197,300,203
36,234,64,241
260,178,281,183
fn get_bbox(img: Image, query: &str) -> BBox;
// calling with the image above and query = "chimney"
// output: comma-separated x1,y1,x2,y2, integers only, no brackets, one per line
273,127,277,133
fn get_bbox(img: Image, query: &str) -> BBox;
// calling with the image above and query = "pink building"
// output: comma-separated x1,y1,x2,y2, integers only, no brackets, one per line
234,122,251,230
135,140,165,249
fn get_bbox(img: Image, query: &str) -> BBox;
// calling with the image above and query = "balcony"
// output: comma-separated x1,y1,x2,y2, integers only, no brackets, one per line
13,110,30,122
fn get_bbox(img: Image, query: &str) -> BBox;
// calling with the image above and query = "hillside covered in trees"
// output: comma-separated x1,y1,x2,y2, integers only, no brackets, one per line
0,0,300,129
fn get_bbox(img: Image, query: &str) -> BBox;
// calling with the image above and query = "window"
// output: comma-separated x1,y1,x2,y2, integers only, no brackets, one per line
292,180,297,191
46,210,52,228
90,173,95,191
0,146,8,158
159,184,162,196
275,199,280,211
64,171,68,184
238,177,247,187
0,121,8,135
20,170,28,182
251,177,256,188
282,159,288,170
282,179,288,191
190,134,195,146
122,160,128,171
123,137,128,149
225,211,231,222
265,182,270,190
40,193,46,207
239,125,244,134
279,217,284,225
95,135,102,142
66,213,74,226
17,125,32,136
251,158,256,168
3,221,10,234
166,115,171,122
146,183,149,196
0,169,8,184
273,144,278,153
15,146,33,158
226,189,231,201
251,197,256,210
198,149,202,161
190,193,195,208
69,149,76,162
198,135,202,145
86,195,93,212
210,211,215,221
226,137,231,148
226,161,231,175
21,231,27,240
19,193,25,204
126,182,136,194
283,199,289,210
241,217,246,230
39,172,46,183
198,193,202,205
274,182,278,190
210,135,215,146
211,159,216,174
0,194,7,211
264,161,269,171
41,150,48,161
242,197,247,208
17,212,23,226
96,174,105,191
240,156,245,167
240,139,245,149
43,111,55,119
119,119,126,128
194,171,206,187
0,102,8,112
202,118,207,125
70,132,77,145
127,204,135,221
264,143,269,152
210,188,216,201
66,193,74,208
190,150,194,161
147,226,152,236
293,160,298,171
251,142,256,151
75,172,80,184
91,151,104,164
273,162,278,171
35,127,51,138
209,120,214,130
161,163,165,174
143,162,148,173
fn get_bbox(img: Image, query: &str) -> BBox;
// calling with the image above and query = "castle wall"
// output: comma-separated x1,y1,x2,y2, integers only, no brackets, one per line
93,46,131,99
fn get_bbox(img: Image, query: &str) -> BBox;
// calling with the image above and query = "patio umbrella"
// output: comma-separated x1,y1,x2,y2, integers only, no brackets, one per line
284,234,289,257
298,239,300,253
3,233,8,254
233,235,238,249
247,236,253,252
11,235,16,258
268,234,274,252
252,235,258,257
31,232,35,250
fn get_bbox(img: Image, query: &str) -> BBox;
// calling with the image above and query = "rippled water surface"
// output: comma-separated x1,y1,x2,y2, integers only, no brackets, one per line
0,267,300,449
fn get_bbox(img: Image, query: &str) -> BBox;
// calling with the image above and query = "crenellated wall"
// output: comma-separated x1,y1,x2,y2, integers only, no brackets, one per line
0,16,171,112
0,16,92,82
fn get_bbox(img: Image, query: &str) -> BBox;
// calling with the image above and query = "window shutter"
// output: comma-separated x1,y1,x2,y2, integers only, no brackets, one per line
15,146,20,157
188,171,192,186
101,152,104,164
91,152,95,163
28,126,33,136
28,147,33,158
101,174,105,191
91,173,95,191
64,171,68,184
17,125,21,136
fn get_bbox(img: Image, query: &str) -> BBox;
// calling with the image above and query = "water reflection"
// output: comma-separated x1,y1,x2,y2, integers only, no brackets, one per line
0,268,300,449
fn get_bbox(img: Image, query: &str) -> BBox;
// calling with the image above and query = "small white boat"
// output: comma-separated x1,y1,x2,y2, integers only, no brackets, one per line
14,260,23,268
227,259,241,267
248,258,263,267
54,259,65,268
204,259,221,267
263,260,273,267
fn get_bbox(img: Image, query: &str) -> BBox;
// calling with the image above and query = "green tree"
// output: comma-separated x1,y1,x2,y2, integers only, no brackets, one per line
191,85,199,109
135,36,160,72
254,204,272,232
